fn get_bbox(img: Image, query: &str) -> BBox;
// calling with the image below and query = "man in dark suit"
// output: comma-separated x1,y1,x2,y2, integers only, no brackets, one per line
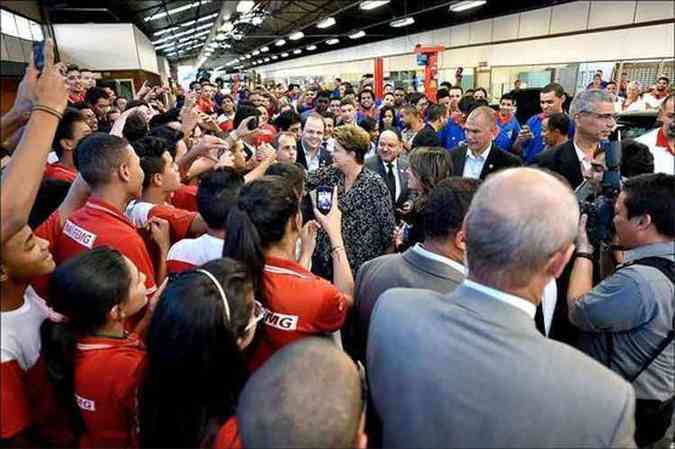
449,106,522,179
296,112,333,171
365,129,413,215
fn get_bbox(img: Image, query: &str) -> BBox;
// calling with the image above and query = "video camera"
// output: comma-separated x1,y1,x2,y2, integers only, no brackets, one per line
574,127,622,247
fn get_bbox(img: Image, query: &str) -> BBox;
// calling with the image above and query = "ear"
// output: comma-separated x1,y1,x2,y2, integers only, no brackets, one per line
151,172,163,188
545,243,575,279
455,229,466,252
118,162,131,183
634,213,652,231
0,264,9,283
108,304,126,323
59,138,74,152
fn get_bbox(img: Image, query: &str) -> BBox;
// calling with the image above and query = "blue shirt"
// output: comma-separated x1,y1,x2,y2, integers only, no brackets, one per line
495,115,520,153
521,113,575,163
439,120,465,151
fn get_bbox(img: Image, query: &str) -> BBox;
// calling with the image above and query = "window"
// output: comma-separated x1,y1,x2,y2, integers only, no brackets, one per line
0,8,43,41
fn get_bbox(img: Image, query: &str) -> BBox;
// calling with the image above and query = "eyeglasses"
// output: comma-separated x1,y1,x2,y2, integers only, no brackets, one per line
581,111,618,122
245,300,265,333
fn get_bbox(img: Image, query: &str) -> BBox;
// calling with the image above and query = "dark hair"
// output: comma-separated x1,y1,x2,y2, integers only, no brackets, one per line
500,93,514,103
440,81,452,90
274,109,301,132
474,87,488,97
622,173,675,237
29,179,72,229
41,247,132,435
408,92,427,107
378,106,399,130
52,107,86,158
436,88,450,102
545,112,570,135
606,80,617,87
148,125,184,153
139,258,253,448
316,90,332,100
189,81,201,90
357,116,377,133
468,99,489,115
233,103,261,130
449,85,463,94
132,136,173,189
125,99,149,110
222,176,300,301
427,104,447,123
71,101,94,112
197,167,244,229
541,82,566,98
123,112,149,142
657,76,670,84
66,64,80,73
265,162,305,198
620,140,654,178
321,110,337,123
75,133,130,187
458,96,476,114
149,108,181,128
424,177,481,240
358,89,374,103
84,87,110,106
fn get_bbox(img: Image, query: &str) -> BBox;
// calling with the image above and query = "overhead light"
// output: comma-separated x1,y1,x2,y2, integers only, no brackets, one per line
326,38,340,45
260,46,269,52
289,31,304,40
215,33,227,41
153,22,214,44
236,1,255,14
154,27,177,36
263,57,270,62
449,0,487,12
390,17,415,27
349,30,366,39
306,44,317,51
281,52,289,57
245,54,252,59
275,39,286,46
145,0,211,22
317,17,336,29
359,0,390,10
271,55,279,59
252,16,264,25
220,21,234,33
252,50,260,55
293,49,302,54
178,30,210,42
256,59,263,63
222,43,232,48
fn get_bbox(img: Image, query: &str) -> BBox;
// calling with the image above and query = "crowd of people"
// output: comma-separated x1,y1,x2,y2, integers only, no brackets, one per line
1,39,674,449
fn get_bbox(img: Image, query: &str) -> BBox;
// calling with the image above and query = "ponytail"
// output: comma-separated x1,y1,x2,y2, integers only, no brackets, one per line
222,206,266,302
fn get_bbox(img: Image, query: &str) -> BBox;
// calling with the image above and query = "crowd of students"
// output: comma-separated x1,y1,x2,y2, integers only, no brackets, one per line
1,39,674,449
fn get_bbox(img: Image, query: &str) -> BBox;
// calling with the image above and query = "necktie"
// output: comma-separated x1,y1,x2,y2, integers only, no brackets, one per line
385,162,396,203
534,304,546,336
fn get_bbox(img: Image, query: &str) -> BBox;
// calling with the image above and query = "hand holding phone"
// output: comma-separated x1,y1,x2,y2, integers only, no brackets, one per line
33,41,45,72
316,185,333,215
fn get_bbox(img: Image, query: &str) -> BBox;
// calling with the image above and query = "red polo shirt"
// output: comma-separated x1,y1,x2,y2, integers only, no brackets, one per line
171,184,198,212
44,162,77,183
74,334,145,448
248,257,349,371
126,201,197,244
656,128,675,155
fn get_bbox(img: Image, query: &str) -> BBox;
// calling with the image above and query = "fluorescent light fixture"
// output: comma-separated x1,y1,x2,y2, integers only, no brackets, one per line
245,54,252,59
289,31,304,40
390,17,415,27
293,49,302,54
271,55,279,59
256,59,262,63
306,44,317,51
326,38,340,45
275,39,286,46
359,1,390,11
145,1,211,22
263,57,270,62
317,17,336,29
153,22,214,45
449,0,487,12
154,27,177,36
281,52,289,57
236,1,255,14
252,50,260,55
260,46,269,52
178,30,210,41
349,30,366,39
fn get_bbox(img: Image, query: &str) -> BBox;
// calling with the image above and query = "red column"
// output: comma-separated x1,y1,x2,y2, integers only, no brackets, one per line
374,57,384,100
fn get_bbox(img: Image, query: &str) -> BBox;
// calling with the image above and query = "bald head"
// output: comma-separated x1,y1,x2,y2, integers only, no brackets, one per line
464,168,579,288
464,106,498,153
238,338,363,449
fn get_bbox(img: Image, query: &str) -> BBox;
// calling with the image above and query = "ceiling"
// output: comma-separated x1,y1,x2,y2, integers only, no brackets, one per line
43,0,574,72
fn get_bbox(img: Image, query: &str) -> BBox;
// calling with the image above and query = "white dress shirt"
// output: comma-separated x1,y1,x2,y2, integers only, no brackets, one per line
302,141,321,172
635,128,674,175
382,158,401,202
462,143,492,179
541,280,558,336
573,142,594,178
413,243,465,275
464,279,536,319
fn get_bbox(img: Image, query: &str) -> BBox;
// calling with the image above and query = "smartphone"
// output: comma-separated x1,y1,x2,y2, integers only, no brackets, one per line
33,41,45,72
247,116,259,131
316,185,333,215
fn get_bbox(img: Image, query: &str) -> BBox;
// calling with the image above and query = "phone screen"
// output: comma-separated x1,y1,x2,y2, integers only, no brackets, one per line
33,41,45,72
317,188,332,214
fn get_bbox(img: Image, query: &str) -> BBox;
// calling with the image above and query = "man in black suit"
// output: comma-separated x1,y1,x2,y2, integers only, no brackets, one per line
365,129,413,216
449,106,522,179
296,112,333,171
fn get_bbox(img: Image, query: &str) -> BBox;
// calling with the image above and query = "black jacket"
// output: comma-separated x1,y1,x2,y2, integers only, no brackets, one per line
449,142,522,179
365,154,413,210
532,141,584,189
296,140,333,171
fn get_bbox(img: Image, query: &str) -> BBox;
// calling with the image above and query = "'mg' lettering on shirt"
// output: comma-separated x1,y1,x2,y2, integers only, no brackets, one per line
260,304,299,331
63,220,97,249
75,393,96,412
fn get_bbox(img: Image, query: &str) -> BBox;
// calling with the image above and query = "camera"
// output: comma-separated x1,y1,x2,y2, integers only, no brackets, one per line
575,128,622,247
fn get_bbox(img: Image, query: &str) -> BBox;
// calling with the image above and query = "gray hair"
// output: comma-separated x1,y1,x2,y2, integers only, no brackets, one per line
569,89,613,117
464,168,579,288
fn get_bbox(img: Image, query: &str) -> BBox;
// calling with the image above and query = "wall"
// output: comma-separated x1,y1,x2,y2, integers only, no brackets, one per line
1,1,41,22
256,0,674,81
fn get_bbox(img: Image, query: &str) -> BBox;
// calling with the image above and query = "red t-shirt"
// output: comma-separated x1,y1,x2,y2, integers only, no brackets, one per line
213,417,241,449
44,162,77,183
74,334,145,449
171,184,199,212
248,257,349,371
125,200,197,244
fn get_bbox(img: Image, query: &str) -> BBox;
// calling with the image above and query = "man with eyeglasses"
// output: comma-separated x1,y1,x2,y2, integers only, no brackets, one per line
534,90,616,190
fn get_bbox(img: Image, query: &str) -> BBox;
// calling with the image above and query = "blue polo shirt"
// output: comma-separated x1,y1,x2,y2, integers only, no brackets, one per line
521,113,575,163
495,114,520,153
439,119,465,151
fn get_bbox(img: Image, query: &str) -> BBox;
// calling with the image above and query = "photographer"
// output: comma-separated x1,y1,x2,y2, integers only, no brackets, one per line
567,173,675,448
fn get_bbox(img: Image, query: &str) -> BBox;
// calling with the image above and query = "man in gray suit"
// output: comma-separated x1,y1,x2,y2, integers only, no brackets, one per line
367,168,636,448
349,177,480,363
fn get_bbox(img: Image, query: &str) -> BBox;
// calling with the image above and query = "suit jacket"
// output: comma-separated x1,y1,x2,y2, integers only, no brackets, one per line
449,142,522,179
364,155,413,210
367,284,636,448
532,140,584,189
296,140,333,171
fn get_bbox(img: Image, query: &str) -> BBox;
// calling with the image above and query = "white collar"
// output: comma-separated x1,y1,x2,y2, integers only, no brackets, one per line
381,157,398,170
302,140,320,158
467,142,492,161
413,243,465,274
573,141,596,163
463,279,536,319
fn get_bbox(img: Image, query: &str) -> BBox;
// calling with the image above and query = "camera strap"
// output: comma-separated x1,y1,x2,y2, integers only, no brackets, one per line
605,256,675,384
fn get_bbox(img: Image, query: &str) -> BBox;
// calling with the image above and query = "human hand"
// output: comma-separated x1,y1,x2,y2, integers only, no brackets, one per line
235,116,259,139
300,220,319,257
33,40,68,114
193,134,229,159
396,200,413,215
148,216,171,253
198,113,221,133
516,126,533,143
136,80,151,99
575,214,594,254
256,143,276,162
214,149,235,169
312,186,343,243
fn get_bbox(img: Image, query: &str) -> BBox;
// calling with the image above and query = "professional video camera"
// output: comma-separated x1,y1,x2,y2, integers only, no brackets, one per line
574,128,622,247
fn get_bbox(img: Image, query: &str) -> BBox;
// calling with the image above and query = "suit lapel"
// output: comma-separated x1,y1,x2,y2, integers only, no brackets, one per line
479,142,499,179
455,146,468,176
561,142,583,188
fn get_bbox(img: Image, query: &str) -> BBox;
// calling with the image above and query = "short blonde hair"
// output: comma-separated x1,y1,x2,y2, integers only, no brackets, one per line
334,125,370,164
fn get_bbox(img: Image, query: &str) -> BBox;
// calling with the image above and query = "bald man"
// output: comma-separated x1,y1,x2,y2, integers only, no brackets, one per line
368,168,636,448
237,338,367,449
450,106,522,179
